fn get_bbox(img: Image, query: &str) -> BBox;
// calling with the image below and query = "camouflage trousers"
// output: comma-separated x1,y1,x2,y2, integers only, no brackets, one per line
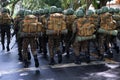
38,34,48,54
0,24,11,51
63,31,73,54
22,37,37,61
48,35,63,58
95,34,116,59
73,40,90,57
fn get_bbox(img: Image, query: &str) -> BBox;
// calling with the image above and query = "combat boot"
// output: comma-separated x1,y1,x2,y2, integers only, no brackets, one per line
6,46,10,51
2,45,5,50
58,54,62,63
43,49,48,59
24,60,29,68
27,51,31,60
18,53,23,61
34,55,39,68
114,46,119,53
74,56,81,64
49,58,55,65
85,54,91,63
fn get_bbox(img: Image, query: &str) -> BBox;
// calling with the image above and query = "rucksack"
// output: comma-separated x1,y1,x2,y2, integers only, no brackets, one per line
64,15,76,30
100,12,116,30
21,15,42,36
76,17,96,36
48,13,66,32
0,13,11,25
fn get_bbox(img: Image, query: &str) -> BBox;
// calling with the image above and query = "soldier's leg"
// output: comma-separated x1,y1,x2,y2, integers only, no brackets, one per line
31,38,39,67
1,29,5,50
83,41,91,63
98,35,105,60
22,38,29,67
38,36,42,53
6,26,11,51
48,37,55,65
42,35,48,58
112,36,119,53
73,42,81,64
17,38,23,61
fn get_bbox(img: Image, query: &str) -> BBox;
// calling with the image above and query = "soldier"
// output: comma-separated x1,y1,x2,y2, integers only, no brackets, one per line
0,8,13,51
19,12,41,68
12,10,31,61
97,6,117,59
72,10,97,64
63,8,76,58
47,6,67,65
38,8,49,58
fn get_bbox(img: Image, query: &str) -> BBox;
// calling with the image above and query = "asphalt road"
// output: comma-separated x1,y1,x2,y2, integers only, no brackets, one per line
0,36,120,80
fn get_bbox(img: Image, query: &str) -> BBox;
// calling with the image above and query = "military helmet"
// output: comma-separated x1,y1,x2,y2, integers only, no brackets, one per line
76,10,84,17
24,10,32,16
101,6,109,13
1,7,10,14
95,9,101,15
49,6,57,13
64,8,74,15
109,8,115,13
114,8,119,13
17,9,25,17
44,8,49,14
39,9,44,15
87,10,94,16
57,8,63,13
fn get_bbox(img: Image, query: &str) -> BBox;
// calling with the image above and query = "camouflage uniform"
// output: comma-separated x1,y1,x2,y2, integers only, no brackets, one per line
38,12,49,58
0,8,13,51
47,6,65,65
20,14,39,68
97,7,118,59
63,10,76,58
72,10,97,64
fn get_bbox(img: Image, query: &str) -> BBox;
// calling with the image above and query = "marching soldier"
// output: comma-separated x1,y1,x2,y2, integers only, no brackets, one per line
63,8,76,58
12,10,31,61
38,8,49,58
47,6,67,65
97,6,117,59
0,8,13,51
72,10,97,64
19,12,41,67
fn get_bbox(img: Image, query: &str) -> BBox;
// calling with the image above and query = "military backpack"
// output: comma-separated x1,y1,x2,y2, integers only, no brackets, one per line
47,13,67,34
0,13,11,25
76,17,96,36
21,15,43,37
100,12,116,30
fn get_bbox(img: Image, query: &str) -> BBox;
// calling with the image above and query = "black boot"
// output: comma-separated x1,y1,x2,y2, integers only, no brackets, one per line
49,58,55,65
18,53,23,61
114,46,119,53
2,45,5,50
34,55,39,68
24,60,29,68
65,52,70,59
74,56,81,64
6,46,10,51
58,54,62,63
27,51,31,60
85,55,91,63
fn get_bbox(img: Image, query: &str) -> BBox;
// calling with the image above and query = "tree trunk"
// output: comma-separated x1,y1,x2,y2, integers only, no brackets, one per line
99,0,108,8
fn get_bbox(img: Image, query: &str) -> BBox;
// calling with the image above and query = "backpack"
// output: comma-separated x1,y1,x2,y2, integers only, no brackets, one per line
64,15,76,30
21,15,42,36
0,13,11,25
76,17,96,36
48,13,66,32
100,12,116,30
